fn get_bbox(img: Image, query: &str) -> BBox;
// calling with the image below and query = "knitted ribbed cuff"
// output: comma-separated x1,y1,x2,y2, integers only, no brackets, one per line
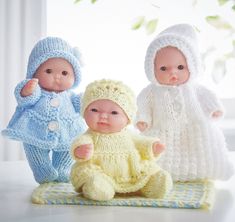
135,114,151,128
133,134,157,160
70,133,93,162
14,79,41,107
71,92,82,113
208,101,225,119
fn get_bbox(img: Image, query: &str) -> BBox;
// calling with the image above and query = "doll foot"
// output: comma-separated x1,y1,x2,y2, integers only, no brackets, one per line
141,170,173,199
52,151,73,182
82,176,115,201
56,169,70,183
33,166,58,184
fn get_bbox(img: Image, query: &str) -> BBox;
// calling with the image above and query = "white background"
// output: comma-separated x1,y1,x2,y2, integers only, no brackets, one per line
47,0,235,98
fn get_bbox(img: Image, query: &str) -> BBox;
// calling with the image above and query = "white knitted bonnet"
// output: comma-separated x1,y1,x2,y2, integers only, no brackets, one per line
145,23,201,85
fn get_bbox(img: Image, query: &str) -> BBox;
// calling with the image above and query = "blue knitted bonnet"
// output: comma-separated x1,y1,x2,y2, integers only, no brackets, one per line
26,37,82,88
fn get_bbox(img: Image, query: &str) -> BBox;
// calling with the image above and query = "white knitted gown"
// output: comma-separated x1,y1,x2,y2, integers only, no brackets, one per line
137,83,234,181
136,23,234,181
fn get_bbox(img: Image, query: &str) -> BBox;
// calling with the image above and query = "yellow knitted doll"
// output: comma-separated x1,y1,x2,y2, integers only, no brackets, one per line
70,79,173,201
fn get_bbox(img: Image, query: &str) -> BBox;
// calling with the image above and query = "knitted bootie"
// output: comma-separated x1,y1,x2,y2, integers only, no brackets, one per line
141,170,173,198
82,175,115,201
52,151,73,182
32,165,58,184
56,169,70,183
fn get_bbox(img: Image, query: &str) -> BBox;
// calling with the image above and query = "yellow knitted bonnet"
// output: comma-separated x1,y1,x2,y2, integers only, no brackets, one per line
81,79,137,123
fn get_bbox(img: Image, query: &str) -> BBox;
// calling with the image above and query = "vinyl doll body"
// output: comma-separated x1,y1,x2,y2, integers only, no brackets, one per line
70,79,173,201
136,24,234,181
2,37,86,183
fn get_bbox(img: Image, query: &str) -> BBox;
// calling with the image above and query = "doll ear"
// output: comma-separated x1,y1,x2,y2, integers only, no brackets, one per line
73,47,84,67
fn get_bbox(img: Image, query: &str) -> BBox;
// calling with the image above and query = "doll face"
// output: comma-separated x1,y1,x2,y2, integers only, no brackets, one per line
84,99,129,134
34,58,75,92
154,46,189,86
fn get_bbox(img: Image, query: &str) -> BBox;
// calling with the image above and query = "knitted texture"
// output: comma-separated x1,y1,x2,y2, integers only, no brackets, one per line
24,143,58,183
81,79,137,123
145,23,201,86
26,37,82,88
136,24,234,181
1,37,86,184
24,143,73,183
1,81,86,183
70,129,173,201
2,80,86,150
31,181,215,210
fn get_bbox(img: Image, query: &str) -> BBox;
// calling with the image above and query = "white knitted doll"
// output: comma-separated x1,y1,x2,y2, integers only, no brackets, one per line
136,24,234,182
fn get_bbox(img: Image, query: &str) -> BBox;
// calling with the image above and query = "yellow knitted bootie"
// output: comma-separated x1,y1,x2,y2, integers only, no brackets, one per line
82,175,115,201
141,170,173,199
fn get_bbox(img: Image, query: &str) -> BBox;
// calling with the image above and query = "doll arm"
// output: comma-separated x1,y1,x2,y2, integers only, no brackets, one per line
131,133,163,160
14,79,41,108
71,92,83,113
71,131,94,162
196,85,224,119
135,85,153,131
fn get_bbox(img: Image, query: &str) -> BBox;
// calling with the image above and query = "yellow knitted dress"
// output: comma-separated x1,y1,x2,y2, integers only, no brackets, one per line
70,128,172,200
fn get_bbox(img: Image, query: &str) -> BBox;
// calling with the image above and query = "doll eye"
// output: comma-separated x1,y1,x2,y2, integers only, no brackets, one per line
91,108,98,112
178,65,184,70
62,71,68,76
160,66,167,71
46,69,52,74
111,111,118,115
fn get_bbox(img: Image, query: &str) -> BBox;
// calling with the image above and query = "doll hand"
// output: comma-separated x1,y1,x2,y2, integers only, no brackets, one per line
74,144,93,160
211,110,223,119
152,142,165,156
136,121,148,132
20,78,39,97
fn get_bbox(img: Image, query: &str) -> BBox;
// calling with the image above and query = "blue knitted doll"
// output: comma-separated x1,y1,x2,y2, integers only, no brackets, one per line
2,37,86,184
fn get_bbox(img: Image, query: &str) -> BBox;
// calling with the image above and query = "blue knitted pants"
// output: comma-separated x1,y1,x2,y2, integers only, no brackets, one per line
23,143,73,184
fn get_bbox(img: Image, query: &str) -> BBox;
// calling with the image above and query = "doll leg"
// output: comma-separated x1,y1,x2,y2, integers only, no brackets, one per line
23,143,58,184
82,174,115,201
52,150,73,182
71,164,115,201
140,170,173,199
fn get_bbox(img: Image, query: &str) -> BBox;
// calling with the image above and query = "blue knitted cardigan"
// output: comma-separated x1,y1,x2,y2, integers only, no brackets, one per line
2,79,86,151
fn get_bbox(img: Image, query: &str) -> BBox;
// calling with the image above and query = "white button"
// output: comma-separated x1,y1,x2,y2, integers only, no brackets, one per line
48,121,59,131
50,98,60,107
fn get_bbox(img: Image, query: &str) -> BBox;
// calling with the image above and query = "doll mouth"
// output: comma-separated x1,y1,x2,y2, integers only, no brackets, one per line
97,122,110,126
169,76,178,83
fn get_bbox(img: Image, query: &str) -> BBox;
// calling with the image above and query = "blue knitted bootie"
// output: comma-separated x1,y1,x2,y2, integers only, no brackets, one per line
52,151,73,182
32,164,58,184
24,143,58,184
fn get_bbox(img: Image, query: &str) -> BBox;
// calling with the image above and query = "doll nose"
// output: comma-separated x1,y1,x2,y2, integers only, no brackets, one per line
169,67,177,75
54,73,61,80
100,112,108,119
